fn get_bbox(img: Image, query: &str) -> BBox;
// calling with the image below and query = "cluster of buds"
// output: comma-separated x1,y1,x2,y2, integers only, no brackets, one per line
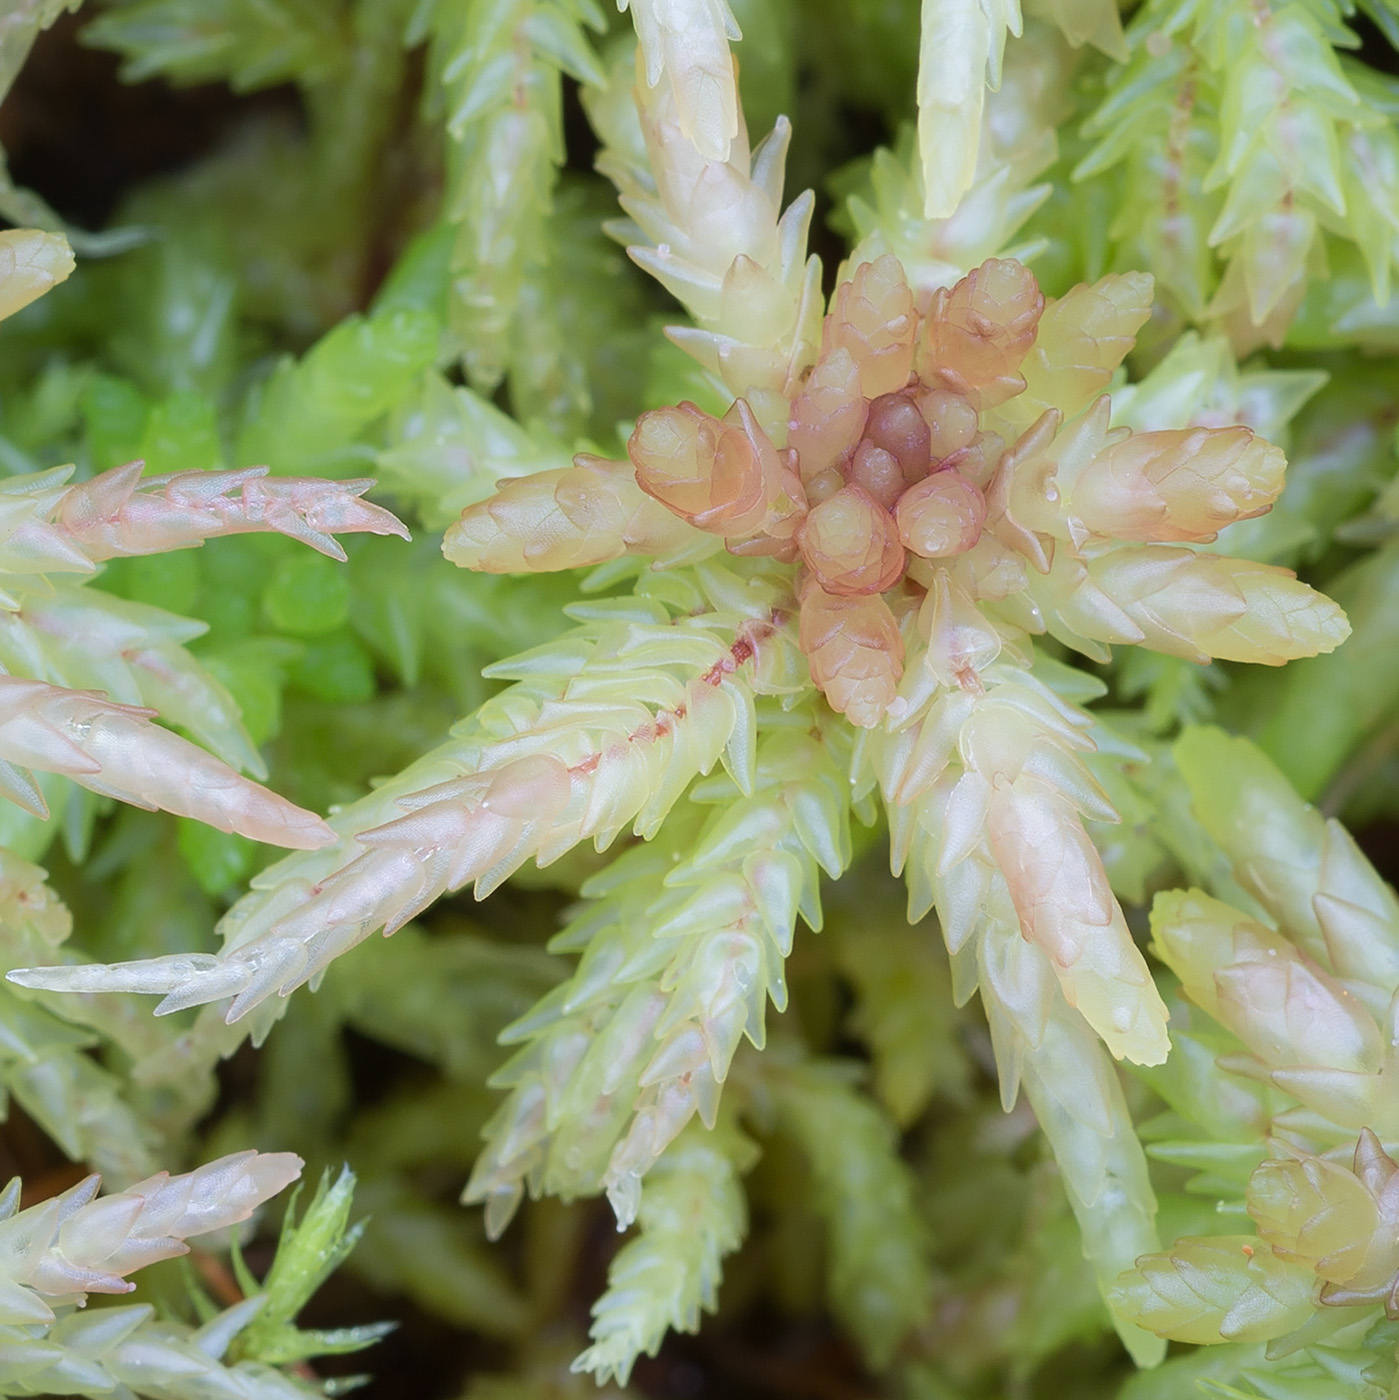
628,255,1008,723
626,253,1326,728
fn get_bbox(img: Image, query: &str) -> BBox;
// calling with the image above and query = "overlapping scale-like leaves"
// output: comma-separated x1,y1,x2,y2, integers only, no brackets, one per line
0,1151,301,1324
1111,729,1399,1376
5,6,1367,1386
435,229,1348,1373
16,565,805,1028
0,241,408,847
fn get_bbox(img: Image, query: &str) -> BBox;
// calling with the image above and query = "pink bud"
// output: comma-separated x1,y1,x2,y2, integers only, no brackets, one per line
848,441,906,508
918,258,1045,409
864,392,932,481
630,401,767,534
788,347,868,480
796,485,905,596
916,389,979,460
823,254,917,397
896,473,986,558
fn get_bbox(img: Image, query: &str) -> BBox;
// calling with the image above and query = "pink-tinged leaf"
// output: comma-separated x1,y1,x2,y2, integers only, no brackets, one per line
0,677,333,849
56,464,410,563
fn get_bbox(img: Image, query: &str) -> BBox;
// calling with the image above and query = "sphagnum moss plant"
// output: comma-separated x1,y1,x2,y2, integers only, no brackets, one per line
0,0,1396,1396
